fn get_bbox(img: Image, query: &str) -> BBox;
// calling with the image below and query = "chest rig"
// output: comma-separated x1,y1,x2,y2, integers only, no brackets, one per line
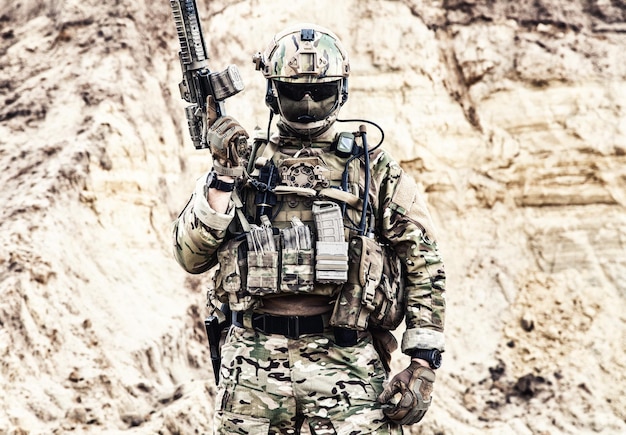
213,131,406,332
246,134,361,289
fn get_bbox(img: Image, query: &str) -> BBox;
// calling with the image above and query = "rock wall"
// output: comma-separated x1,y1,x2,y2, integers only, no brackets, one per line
0,0,624,433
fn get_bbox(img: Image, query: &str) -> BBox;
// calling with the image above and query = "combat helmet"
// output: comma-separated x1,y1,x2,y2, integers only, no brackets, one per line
253,23,350,138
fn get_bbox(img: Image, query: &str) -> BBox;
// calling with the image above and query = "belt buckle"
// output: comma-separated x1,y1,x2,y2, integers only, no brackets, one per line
251,313,268,334
285,316,300,339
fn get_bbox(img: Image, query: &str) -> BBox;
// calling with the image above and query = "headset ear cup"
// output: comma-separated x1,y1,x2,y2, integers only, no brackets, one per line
265,81,279,114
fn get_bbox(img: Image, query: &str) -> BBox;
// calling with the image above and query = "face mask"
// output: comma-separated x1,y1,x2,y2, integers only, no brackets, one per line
279,95,337,123
275,81,340,123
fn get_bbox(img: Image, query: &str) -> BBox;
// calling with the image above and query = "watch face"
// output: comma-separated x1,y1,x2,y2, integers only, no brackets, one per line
431,350,442,369
413,349,442,369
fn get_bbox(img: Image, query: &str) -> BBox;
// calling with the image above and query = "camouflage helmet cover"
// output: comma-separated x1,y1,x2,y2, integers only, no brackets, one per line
256,23,350,84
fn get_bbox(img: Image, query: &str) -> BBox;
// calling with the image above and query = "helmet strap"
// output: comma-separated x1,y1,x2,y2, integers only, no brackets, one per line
265,81,279,114
341,77,349,105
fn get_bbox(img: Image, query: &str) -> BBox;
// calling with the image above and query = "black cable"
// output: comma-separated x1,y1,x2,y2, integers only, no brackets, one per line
336,118,383,236
358,125,370,236
266,111,274,144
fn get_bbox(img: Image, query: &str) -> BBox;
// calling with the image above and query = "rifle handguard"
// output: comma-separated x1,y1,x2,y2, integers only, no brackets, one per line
170,0,244,150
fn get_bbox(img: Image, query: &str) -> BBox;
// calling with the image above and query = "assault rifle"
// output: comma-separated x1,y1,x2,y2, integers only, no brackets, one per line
170,0,240,384
170,0,244,149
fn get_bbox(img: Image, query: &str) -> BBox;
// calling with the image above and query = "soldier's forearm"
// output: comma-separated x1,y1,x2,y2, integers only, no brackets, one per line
208,175,234,214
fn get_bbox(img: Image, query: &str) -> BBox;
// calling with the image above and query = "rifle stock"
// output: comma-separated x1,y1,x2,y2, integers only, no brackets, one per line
170,0,244,149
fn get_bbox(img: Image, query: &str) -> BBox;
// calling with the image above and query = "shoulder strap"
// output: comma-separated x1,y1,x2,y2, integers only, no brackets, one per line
318,188,362,211
231,189,251,233
249,140,278,178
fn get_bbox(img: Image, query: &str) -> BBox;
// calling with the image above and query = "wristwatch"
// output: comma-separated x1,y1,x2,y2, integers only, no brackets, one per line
205,170,235,192
411,348,443,369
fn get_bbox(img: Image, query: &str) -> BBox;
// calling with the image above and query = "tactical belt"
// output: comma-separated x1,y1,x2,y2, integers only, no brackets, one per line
232,311,328,339
232,311,359,346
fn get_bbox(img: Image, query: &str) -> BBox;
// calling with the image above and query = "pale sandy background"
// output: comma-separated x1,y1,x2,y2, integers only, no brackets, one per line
1,0,625,433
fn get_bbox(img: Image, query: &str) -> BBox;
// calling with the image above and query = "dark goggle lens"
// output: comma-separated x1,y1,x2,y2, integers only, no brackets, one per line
275,81,339,102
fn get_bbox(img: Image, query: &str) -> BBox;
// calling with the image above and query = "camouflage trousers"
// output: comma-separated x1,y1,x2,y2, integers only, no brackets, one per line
213,324,403,434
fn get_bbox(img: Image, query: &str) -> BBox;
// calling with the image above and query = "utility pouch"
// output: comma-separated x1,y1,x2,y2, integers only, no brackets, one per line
330,235,383,331
280,217,314,293
215,238,254,312
313,201,348,283
368,244,406,330
246,216,279,295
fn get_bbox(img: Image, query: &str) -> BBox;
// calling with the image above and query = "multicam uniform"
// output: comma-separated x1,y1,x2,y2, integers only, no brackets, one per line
173,127,446,433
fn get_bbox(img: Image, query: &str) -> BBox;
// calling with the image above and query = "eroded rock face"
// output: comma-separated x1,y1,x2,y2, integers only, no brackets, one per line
0,0,624,433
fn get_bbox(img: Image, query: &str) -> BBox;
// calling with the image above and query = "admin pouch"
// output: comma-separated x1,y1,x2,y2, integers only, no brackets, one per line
330,237,407,331
330,235,383,331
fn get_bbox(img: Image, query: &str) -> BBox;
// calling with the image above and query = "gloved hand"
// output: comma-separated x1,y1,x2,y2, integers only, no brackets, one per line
378,360,436,425
206,115,249,173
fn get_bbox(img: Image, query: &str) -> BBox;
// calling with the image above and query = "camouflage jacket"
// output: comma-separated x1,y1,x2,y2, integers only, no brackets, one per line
172,129,446,353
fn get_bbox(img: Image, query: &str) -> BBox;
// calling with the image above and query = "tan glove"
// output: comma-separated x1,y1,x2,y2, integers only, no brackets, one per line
378,360,436,425
206,115,249,174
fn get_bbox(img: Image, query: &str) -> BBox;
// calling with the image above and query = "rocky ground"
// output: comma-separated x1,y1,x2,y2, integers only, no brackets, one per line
0,0,625,433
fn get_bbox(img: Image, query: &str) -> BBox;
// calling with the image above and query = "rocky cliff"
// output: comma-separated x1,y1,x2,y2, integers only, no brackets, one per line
0,0,624,433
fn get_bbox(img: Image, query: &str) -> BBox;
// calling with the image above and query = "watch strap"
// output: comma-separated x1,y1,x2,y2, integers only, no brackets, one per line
210,177,235,192
206,170,235,192
411,348,442,369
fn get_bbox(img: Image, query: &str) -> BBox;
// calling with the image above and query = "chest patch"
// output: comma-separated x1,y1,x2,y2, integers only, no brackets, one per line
280,159,330,189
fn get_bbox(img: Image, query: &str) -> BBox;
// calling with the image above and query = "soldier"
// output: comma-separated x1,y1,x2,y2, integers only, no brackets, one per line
172,23,446,434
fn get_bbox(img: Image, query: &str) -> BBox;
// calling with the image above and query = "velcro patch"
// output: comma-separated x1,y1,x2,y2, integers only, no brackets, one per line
391,172,417,213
